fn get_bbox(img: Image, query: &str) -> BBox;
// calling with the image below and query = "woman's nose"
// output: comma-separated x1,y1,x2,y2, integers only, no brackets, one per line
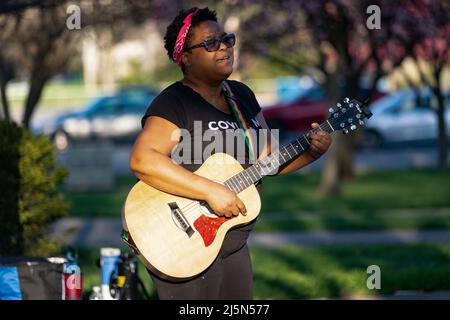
218,40,228,51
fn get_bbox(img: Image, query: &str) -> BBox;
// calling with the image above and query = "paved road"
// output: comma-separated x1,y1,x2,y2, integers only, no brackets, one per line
47,217,450,248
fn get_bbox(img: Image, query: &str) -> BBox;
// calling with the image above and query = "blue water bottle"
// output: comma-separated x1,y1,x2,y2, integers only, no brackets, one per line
99,247,121,300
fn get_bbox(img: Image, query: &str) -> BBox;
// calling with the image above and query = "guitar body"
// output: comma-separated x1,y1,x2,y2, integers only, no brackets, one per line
123,152,261,281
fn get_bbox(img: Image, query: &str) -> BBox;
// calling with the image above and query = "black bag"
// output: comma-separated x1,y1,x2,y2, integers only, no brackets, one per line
0,257,65,300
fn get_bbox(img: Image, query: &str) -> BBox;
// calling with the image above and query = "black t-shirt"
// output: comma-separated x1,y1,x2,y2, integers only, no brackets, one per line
141,80,265,173
141,80,265,243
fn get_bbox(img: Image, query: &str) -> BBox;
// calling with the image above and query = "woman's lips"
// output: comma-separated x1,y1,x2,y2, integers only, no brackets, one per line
217,56,232,63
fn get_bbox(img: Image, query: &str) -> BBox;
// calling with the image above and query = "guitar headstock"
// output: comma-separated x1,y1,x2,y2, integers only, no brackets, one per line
327,98,373,134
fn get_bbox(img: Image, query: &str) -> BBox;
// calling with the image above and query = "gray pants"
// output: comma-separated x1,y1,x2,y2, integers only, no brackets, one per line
148,227,254,300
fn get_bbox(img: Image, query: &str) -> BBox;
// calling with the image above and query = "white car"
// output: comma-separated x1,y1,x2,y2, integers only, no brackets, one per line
362,89,450,148
33,87,157,150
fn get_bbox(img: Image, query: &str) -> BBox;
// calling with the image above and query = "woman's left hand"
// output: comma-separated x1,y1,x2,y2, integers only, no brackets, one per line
306,123,332,159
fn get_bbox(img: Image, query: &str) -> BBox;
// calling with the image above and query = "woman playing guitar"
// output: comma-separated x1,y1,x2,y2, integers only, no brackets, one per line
129,7,331,300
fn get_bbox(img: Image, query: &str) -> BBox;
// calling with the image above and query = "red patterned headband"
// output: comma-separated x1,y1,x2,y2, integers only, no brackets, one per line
173,9,199,66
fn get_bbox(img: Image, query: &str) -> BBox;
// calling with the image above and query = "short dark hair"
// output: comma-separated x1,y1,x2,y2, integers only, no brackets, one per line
164,7,218,65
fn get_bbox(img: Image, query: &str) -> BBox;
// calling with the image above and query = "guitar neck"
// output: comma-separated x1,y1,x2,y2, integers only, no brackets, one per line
223,120,336,193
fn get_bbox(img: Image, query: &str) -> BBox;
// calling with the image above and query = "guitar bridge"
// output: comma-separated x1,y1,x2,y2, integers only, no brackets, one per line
168,202,194,237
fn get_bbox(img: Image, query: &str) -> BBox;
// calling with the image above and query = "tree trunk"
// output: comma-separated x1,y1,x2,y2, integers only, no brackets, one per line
318,71,341,196
339,74,360,181
434,69,448,171
0,76,10,121
318,69,379,195
0,56,11,121
339,131,357,181
22,70,48,128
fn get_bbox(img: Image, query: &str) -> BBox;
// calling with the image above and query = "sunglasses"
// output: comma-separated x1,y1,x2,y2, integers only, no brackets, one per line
184,33,236,53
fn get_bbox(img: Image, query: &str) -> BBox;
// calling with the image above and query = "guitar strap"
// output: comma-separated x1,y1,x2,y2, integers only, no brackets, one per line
221,81,256,162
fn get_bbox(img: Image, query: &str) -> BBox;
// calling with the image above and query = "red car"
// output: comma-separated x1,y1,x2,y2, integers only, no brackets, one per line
262,85,327,134
262,85,386,136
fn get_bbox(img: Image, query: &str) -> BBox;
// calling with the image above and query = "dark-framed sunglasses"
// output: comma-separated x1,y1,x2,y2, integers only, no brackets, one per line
184,33,236,53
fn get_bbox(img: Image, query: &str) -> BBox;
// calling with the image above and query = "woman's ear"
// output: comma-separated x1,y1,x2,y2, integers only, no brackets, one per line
181,53,191,68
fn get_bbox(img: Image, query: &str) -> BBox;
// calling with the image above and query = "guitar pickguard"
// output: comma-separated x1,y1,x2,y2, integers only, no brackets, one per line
193,214,233,247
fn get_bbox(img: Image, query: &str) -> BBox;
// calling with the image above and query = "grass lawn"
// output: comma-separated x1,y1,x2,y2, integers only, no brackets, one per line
65,176,135,218
65,169,450,231
10,82,98,110
76,244,450,299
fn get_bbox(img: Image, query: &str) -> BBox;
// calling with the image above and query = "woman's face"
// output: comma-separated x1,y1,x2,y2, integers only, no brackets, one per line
182,20,234,82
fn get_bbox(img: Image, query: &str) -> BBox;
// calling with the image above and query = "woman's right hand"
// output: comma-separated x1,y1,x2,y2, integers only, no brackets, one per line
205,183,247,218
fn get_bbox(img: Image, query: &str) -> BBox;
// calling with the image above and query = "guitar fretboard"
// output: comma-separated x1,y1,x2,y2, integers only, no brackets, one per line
223,120,335,193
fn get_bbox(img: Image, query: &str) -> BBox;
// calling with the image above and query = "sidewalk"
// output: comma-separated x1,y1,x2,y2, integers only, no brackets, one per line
47,217,450,248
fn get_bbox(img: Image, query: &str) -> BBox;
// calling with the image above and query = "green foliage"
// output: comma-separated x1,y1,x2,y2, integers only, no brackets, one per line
240,55,302,80
117,58,181,87
118,59,153,86
0,120,23,255
0,120,69,256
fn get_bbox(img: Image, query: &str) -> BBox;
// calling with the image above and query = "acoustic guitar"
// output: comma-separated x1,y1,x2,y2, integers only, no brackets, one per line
122,98,372,280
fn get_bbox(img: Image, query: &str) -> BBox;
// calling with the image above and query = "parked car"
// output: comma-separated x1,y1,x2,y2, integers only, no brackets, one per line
361,89,450,148
262,83,386,138
33,86,158,150
262,84,328,135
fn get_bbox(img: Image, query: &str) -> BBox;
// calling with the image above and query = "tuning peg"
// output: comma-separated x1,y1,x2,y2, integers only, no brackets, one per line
344,97,350,103
359,120,365,126
349,103,354,108
329,107,334,113
340,123,345,128
348,118,353,123
356,113,362,119
342,129,349,134
334,113,339,118
336,103,342,108
341,107,347,113
350,124,357,130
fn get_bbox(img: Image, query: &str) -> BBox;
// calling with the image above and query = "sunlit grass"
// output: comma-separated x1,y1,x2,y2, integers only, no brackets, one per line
261,169,450,213
251,244,450,299
65,170,450,231
10,82,98,110
76,244,450,299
